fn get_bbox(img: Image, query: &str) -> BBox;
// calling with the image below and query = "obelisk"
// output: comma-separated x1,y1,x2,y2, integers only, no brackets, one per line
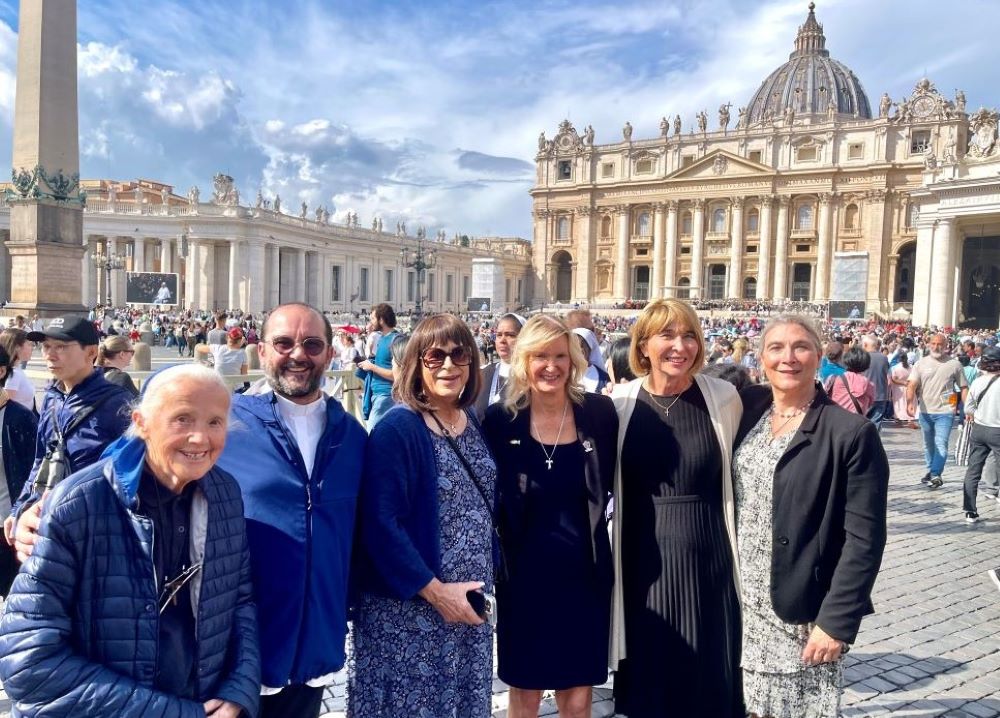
5,0,85,316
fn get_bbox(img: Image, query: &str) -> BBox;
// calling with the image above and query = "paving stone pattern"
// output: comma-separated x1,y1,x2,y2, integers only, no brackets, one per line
2,358,998,716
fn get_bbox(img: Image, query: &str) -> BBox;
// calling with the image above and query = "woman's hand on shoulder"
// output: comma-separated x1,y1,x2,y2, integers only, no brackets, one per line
801,625,846,665
419,578,485,626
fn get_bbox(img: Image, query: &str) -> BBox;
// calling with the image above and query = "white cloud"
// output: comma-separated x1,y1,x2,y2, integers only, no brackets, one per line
4,0,1000,240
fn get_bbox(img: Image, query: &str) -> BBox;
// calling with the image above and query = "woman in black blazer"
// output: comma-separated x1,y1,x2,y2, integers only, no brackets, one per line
733,316,888,718
483,314,617,718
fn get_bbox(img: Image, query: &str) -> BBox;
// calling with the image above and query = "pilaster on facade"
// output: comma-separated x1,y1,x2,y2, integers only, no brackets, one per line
574,205,595,301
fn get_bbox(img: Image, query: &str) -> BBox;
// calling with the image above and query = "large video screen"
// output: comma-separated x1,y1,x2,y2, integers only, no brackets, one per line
467,297,492,312
126,272,179,306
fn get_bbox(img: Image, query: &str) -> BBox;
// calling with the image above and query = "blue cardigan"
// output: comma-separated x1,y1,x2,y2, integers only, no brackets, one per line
355,405,440,599
355,404,498,600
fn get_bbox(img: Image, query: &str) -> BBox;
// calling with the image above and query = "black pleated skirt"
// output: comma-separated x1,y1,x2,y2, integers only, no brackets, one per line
614,494,743,718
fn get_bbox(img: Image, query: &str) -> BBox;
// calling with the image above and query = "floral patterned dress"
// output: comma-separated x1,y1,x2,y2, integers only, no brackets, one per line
348,425,496,718
733,410,843,718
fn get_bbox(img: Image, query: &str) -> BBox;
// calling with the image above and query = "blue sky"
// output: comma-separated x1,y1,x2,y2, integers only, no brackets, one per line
0,0,998,238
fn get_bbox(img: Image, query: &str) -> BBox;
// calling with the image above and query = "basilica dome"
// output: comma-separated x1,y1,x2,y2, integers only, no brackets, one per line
745,3,871,126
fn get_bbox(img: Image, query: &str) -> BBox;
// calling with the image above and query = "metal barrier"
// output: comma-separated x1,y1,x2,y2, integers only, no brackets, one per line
25,368,369,430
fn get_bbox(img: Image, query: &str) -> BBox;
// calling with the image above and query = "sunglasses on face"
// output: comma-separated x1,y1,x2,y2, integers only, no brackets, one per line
267,336,328,356
421,346,472,370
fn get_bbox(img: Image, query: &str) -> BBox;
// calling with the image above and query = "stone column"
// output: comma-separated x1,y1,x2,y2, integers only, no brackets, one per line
727,197,744,298
615,206,630,301
295,248,307,303
132,237,145,274
864,189,891,313
928,217,956,327
690,200,705,298
912,220,933,326
228,240,241,310
160,237,173,274
268,244,280,310
575,206,594,301
185,240,201,310
532,209,550,305
82,239,92,307
815,193,833,300
773,196,791,300
198,242,216,310
757,196,774,299
663,201,679,298
651,202,665,300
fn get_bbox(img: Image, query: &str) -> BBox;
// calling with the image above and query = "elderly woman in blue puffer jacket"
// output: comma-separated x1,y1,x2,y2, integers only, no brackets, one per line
0,364,260,718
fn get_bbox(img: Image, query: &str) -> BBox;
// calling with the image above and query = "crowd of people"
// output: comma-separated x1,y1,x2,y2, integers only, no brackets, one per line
1,295,998,717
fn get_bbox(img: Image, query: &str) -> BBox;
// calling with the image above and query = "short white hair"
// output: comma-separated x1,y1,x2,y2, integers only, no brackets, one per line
127,364,229,437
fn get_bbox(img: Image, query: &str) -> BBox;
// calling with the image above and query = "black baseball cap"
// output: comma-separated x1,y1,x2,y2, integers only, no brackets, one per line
982,346,1000,363
27,316,100,346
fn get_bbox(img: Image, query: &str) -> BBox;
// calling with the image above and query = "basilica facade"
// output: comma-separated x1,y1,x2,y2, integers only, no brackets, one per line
531,3,1000,327
0,174,532,315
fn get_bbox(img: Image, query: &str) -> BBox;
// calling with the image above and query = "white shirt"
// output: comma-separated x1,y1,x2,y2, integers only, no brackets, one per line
263,392,331,693
489,362,511,405
273,392,326,482
6,368,35,411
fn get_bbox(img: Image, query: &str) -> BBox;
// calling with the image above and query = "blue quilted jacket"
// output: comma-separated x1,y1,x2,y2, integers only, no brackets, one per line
0,439,260,718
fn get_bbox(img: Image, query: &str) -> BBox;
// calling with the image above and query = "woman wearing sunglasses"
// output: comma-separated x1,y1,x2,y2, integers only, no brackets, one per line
350,314,497,718
482,314,617,718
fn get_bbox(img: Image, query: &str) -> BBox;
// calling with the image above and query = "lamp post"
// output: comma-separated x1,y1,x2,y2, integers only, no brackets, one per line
400,227,436,319
91,250,127,306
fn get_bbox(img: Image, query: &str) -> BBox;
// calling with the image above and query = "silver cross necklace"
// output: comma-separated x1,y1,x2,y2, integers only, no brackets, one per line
531,400,569,470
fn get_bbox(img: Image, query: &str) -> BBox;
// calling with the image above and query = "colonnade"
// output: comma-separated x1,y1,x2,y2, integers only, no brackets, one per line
535,190,896,305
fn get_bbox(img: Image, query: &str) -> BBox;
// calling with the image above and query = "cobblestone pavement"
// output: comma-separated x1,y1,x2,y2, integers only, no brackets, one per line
5,353,1000,716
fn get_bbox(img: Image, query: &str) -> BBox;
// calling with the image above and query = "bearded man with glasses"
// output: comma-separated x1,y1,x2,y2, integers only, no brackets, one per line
217,302,367,718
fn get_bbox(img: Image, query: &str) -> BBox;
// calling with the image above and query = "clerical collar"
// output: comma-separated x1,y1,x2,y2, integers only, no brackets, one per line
274,392,326,417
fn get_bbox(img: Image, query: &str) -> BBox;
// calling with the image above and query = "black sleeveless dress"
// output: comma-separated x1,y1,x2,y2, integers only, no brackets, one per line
613,383,742,718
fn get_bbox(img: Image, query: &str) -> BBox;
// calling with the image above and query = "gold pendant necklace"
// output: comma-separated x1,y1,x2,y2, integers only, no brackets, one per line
645,380,689,417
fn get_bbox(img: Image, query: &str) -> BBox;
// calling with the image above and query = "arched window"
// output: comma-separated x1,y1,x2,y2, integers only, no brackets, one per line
637,211,651,236
796,203,814,230
743,277,757,299
600,215,612,238
712,207,727,233
677,276,690,299
556,216,569,240
746,209,760,234
681,212,693,236
844,204,859,230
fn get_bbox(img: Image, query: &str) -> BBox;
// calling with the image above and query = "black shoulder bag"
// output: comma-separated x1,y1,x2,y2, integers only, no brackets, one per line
33,395,113,493
428,411,509,583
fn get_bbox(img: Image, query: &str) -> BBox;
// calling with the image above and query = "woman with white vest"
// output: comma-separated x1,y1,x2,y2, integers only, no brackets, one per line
610,299,743,718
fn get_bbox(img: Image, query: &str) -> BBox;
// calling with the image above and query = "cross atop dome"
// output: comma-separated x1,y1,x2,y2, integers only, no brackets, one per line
792,2,828,59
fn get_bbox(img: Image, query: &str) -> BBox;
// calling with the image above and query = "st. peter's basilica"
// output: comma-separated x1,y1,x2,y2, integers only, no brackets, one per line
531,2,1000,328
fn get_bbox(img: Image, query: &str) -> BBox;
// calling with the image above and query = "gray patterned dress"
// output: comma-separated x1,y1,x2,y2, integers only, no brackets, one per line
733,410,842,718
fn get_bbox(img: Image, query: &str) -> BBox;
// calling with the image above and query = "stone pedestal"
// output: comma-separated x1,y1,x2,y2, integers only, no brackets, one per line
5,201,85,314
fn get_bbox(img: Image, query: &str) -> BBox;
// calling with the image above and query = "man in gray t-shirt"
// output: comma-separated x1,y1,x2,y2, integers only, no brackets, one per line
206,314,228,345
907,333,968,488
862,335,891,430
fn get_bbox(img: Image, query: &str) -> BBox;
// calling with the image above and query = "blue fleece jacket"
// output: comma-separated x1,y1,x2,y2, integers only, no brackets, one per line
216,391,366,688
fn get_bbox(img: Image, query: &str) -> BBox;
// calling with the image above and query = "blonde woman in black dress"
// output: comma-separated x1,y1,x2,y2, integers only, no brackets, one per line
483,314,617,718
